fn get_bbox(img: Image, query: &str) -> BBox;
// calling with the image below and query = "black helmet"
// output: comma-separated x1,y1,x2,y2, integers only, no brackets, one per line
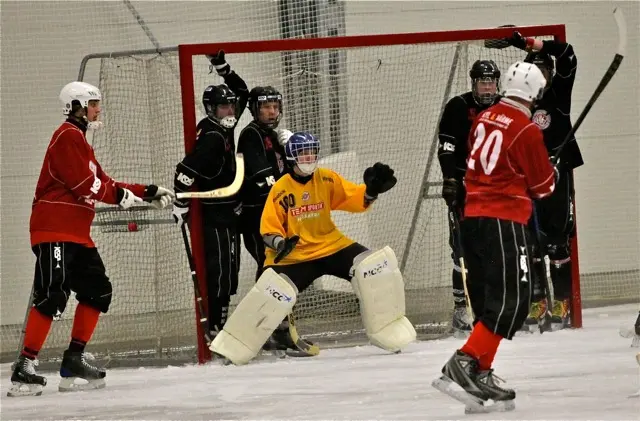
203,84,238,128
524,51,555,84
470,60,501,106
248,86,283,129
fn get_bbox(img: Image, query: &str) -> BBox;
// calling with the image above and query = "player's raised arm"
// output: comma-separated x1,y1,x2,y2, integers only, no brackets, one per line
207,50,249,123
329,163,397,212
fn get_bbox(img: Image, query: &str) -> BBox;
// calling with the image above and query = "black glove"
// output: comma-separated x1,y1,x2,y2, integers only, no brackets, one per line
207,50,231,76
363,162,397,198
274,235,300,264
505,31,527,50
441,178,460,207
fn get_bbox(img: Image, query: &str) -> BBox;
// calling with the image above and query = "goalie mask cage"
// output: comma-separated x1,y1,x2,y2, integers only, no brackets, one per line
11,23,624,367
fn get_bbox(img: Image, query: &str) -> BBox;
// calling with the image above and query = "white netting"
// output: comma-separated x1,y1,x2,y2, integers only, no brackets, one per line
2,1,638,365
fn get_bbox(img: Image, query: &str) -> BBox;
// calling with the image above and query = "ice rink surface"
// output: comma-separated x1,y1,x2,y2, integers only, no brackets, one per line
1,304,638,420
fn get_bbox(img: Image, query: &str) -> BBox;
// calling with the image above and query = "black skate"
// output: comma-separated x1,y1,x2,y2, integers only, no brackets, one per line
432,350,515,414
7,355,47,397
521,299,552,334
451,307,472,339
58,350,106,392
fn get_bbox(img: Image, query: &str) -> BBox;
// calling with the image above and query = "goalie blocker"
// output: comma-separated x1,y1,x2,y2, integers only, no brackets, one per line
211,246,416,365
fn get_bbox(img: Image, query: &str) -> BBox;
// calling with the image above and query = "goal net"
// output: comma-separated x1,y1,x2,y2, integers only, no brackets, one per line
5,23,632,366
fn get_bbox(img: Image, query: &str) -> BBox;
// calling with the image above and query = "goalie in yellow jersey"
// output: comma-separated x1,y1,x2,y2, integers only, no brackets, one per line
210,131,417,365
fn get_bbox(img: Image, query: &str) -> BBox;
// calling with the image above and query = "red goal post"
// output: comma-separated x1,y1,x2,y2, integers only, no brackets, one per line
176,25,577,363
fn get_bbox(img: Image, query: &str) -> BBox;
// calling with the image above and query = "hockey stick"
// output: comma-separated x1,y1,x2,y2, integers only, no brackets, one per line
176,154,245,199
285,313,320,357
180,223,212,345
448,206,473,320
552,8,626,166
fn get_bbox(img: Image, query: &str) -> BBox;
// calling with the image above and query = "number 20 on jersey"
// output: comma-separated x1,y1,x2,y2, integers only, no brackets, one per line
467,122,503,176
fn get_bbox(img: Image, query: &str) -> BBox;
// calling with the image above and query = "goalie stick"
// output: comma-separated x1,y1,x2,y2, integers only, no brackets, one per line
552,8,626,166
176,153,245,199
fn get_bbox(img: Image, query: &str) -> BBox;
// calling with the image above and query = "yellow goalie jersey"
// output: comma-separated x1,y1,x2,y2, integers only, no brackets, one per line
261,167,371,266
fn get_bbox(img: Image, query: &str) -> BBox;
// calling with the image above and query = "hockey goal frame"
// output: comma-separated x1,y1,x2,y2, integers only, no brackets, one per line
174,24,580,364
67,24,581,367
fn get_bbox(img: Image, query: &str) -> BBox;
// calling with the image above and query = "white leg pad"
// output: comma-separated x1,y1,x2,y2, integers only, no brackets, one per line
352,246,417,352
210,268,298,365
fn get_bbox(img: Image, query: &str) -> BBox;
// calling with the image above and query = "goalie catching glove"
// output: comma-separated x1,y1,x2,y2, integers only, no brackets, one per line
363,162,397,202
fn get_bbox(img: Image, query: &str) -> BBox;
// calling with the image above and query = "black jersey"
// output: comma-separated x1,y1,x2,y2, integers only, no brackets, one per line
438,91,496,181
531,41,583,170
237,121,288,208
173,71,248,223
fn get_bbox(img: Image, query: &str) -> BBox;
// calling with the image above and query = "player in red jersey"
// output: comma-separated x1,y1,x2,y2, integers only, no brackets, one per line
8,82,174,397
433,62,556,413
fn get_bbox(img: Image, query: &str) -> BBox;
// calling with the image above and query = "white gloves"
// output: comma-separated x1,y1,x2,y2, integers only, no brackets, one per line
118,188,143,209
148,186,175,210
172,203,189,226
276,128,293,146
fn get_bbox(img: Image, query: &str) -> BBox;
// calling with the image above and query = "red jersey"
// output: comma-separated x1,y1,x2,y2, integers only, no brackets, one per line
464,98,555,225
30,119,146,247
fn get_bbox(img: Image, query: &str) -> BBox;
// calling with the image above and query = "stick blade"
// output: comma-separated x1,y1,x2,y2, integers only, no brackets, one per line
613,8,627,57
484,24,516,49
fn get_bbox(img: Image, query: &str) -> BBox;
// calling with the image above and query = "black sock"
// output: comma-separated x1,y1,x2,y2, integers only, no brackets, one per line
452,269,466,307
68,338,87,353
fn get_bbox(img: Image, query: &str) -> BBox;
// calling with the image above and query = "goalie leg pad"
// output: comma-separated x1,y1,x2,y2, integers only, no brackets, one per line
352,246,416,352
210,268,298,365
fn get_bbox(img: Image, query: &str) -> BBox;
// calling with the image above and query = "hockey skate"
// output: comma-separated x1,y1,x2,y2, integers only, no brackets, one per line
451,306,473,339
7,355,47,397
58,350,106,392
432,350,515,414
263,315,319,357
550,299,571,331
521,299,551,333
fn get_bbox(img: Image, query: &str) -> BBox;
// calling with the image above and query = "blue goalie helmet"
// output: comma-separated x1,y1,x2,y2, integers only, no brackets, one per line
285,132,320,175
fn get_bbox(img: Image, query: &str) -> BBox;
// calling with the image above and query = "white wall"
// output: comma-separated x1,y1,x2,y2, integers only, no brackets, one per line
0,1,280,328
1,1,638,337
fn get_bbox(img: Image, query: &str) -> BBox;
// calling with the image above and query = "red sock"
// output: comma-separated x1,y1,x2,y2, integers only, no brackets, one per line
460,321,502,371
69,303,101,351
22,308,53,359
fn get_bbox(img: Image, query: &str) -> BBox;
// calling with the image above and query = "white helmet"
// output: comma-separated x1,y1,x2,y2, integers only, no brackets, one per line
59,81,101,115
501,62,546,102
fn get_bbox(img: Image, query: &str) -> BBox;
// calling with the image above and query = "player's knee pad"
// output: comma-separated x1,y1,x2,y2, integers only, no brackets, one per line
351,246,416,353
76,280,113,313
210,268,298,365
34,291,70,318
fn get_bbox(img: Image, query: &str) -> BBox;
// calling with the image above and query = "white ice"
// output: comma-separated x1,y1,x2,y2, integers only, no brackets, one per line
2,304,639,420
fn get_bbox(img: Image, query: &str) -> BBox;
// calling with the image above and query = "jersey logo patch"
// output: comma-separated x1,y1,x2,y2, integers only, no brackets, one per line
264,136,273,151
290,202,324,220
302,191,310,201
532,109,551,130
